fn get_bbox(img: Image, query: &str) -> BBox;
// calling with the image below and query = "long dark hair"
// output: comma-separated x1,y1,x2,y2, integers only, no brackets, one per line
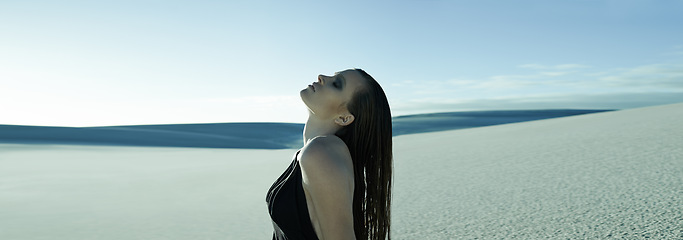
335,69,392,240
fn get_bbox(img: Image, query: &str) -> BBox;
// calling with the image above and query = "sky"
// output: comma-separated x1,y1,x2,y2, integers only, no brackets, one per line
1,0,682,127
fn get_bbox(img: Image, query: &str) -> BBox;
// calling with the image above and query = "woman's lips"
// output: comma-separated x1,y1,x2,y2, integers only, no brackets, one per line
309,84,316,91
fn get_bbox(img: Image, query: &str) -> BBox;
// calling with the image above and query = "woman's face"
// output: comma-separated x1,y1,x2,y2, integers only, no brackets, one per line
300,69,367,120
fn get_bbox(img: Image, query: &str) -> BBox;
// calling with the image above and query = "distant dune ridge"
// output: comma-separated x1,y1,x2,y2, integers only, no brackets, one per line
391,109,610,136
0,123,304,149
0,104,680,239
0,109,610,149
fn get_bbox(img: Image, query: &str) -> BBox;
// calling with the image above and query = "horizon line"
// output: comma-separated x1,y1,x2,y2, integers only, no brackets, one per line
0,108,619,128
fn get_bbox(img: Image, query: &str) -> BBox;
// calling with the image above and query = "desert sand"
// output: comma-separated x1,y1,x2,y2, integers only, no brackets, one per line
391,103,682,239
1,103,681,239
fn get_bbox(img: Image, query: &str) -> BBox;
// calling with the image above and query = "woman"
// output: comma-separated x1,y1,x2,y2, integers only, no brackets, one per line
266,69,393,240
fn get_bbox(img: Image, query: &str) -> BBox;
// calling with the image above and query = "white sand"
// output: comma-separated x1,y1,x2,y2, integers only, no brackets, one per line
1,103,681,239
392,103,682,239
0,146,293,239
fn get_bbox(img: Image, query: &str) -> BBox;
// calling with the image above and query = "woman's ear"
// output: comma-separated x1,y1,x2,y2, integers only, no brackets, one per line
334,114,355,126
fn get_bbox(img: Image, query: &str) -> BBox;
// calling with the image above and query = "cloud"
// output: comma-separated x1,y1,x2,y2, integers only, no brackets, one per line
555,64,590,70
517,64,546,69
456,63,683,93
466,71,576,91
391,62,683,116
518,63,590,70
392,92,683,116
598,64,683,89
540,72,570,77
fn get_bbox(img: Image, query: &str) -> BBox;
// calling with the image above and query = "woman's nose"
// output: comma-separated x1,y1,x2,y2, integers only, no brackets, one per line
317,75,324,83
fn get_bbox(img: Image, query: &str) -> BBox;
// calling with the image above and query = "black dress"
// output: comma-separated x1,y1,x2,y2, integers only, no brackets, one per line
266,151,319,240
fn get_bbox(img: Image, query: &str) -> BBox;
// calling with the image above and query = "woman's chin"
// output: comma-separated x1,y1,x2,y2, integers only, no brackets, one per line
300,90,310,104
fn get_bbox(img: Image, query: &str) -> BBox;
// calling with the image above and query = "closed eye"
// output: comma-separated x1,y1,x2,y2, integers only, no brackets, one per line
332,75,344,89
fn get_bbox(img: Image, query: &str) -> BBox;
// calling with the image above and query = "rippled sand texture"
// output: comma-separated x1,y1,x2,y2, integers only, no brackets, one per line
392,103,682,239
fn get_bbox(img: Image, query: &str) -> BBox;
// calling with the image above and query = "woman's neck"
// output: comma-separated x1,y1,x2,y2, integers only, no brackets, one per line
303,115,340,144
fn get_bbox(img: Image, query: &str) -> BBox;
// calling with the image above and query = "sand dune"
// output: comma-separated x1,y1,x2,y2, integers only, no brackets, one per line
391,109,610,136
0,123,304,149
0,109,609,149
392,102,682,239
0,104,680,239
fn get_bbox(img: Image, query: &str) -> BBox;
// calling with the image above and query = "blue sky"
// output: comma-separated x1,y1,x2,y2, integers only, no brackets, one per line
1,1,682,126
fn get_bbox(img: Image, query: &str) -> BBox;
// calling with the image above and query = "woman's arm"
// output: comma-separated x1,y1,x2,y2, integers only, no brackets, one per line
300,136,356,240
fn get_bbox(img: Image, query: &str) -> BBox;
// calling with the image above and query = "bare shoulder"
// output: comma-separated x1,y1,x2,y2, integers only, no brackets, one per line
299,135,354,186
299,136,356,238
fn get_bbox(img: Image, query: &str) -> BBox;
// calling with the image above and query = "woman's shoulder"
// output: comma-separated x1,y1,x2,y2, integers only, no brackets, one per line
302,135,348,155
299,135,354,183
